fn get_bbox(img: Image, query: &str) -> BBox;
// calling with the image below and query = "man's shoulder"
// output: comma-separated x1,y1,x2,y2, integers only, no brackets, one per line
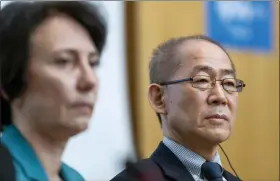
224,170,242,181
110,158,163,181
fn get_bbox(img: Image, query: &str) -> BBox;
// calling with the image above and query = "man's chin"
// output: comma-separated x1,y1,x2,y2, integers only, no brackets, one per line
205,129,231,144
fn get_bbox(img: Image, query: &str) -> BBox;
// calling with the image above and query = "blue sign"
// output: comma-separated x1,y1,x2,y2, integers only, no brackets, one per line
205,1,274,53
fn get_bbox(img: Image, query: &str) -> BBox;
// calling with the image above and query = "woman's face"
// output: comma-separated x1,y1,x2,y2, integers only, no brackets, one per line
13,14,99,138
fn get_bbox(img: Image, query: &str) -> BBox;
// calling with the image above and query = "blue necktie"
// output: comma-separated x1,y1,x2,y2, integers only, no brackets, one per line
201,161,224,181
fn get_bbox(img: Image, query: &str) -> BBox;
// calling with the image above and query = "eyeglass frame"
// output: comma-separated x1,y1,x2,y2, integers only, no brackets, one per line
158,75,246,93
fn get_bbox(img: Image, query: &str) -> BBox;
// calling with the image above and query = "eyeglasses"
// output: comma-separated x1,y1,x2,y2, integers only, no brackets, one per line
159,75,246,93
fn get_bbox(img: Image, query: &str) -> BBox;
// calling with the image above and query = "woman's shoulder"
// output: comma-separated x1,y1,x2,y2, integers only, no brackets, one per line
0,144,30,181
61,163,85,181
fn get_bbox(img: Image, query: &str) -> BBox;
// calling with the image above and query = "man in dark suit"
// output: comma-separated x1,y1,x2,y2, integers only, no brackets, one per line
0,143,16,181
111,35,245,181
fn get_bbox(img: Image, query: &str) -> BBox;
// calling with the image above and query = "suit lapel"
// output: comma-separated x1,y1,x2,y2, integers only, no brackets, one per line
151,142,195,181
223,170,242,181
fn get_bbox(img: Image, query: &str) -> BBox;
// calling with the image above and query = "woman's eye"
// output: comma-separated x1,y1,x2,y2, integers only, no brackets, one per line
89,61,100,68
55,59,70,64
53,58,75,69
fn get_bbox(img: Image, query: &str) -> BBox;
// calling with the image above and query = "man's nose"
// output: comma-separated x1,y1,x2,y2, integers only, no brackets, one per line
207,82,228,105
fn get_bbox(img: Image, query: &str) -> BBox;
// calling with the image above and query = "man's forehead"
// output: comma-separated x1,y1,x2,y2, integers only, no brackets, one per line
174,58,235,79
179,39,229,59
174,41,234,77
161,38,235,80
176,40,232,66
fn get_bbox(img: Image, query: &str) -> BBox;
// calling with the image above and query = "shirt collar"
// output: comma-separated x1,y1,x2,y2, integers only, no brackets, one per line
1,125,82,181
163,136,222,178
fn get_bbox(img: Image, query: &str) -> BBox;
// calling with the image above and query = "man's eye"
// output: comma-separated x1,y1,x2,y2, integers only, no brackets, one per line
196,79,209,83
224,81,236,87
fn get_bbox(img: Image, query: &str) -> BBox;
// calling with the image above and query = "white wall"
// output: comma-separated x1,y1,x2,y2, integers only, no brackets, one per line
63,2,135,180
1,1,135,180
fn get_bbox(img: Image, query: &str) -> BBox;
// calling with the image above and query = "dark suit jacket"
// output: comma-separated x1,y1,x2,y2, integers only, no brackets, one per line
111,142,241,181
0,142,16,181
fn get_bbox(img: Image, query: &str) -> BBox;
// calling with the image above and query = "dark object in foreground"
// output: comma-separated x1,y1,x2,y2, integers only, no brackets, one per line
0,143,16,181
111,142,241,181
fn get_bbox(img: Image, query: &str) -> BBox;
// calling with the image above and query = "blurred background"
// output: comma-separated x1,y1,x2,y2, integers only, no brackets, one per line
1,1,279,181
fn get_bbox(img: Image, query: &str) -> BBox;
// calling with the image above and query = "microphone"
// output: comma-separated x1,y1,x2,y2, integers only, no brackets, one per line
218,144,241,180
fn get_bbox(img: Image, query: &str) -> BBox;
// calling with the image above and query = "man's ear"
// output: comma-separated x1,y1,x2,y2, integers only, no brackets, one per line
148,83,167,115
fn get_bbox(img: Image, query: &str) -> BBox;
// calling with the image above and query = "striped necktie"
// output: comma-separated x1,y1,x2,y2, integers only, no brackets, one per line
201,161,223,181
